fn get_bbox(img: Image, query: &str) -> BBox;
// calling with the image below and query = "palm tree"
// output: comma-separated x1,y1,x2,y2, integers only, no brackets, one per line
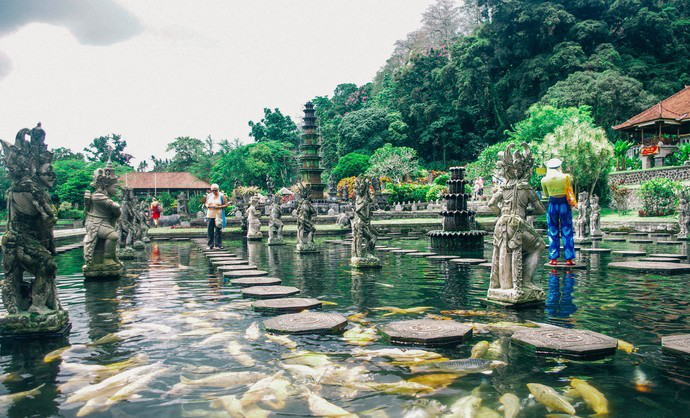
614,140,634,171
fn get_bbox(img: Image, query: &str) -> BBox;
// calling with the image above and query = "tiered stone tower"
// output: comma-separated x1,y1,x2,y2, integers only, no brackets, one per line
428,167,485,250
299,102,325,200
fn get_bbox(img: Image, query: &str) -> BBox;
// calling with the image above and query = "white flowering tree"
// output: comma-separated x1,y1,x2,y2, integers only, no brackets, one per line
537,118,614,195
366,143,420,184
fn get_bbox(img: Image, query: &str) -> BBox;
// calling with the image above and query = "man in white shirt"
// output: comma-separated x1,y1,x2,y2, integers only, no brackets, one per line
204,184,228,249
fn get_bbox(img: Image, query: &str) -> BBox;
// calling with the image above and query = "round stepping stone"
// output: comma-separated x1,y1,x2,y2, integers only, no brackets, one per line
390,249,419,254
512,328,617,359
579,248,612,253
380,319,472,347
388,232,402,236
242,285,299,299
230,277,282,287
543,262,586,270
603,238,626,242
609,232,628,235
253,297,322,313
208,254,239,259
478,262,493,268
374,246,388,249
650,233,670,237
612,250,646,257
450,258,487,265
649,253,685,259
400,237,420,240
629,239,654,243
211,259,244,265
381,247,402,252
377,237,392,241
324,240,341,244
426,255,458,261
173,237,190,241
225,270,269,278
408,252,437,257
638,257,680,263
630,233,649,237
657,241,683,245
218,264,258,271
661,334,690,356
215,260,251,266
608,261,690,274
263,312,347,334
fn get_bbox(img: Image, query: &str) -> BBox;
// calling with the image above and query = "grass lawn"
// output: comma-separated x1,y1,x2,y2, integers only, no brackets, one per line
599,208,676,223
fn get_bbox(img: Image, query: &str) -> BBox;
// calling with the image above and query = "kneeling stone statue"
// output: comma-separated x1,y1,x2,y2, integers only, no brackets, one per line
83,160,123,279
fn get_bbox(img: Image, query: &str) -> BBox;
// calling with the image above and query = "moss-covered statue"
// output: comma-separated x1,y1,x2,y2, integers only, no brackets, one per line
117,188,137,259
267,195,285,245
487,143,546,307
295,183,318,253
351,176,380,268
83,159,123,279
0,124,70,337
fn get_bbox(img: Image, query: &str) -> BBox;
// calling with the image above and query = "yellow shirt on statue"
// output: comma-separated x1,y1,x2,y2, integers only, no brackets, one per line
541,173,571,198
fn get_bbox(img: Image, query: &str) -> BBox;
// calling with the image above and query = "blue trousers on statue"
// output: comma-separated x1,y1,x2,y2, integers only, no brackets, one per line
547,196,575,260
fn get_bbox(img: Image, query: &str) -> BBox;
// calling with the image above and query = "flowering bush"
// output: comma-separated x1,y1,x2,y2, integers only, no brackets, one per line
638,178,683,216
337,176,357,200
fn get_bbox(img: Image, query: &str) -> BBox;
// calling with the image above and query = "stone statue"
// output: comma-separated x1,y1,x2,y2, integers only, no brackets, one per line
487,143,546,307
589,194,601,237
268,195,285,245
342,184,349,202
328,176,337,201
0,124,70,336
266,174,275,195
678,192,690,239
296,183,318,253
131,194,146,249
138,200,150,242
117,189,136,259
337,211,353,230
574,191,591,243
246,196,262,240
351,176,380,268
83,160,123,279
176,191,189,218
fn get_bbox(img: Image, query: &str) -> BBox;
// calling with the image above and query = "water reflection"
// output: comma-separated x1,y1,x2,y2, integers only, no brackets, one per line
545,269,577,322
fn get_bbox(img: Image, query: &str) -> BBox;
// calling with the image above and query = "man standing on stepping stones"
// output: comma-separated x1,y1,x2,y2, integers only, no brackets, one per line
204,184,228,249
541,158,576,266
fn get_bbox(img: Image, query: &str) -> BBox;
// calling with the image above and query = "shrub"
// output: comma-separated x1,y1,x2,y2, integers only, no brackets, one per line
433,173,450,186
385,183,433,203
337,176,357,200
332,152,370,182
426,184,447,201
638,178,683,216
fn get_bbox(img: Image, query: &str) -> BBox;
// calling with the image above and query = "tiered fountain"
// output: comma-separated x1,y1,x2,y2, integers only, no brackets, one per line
428,167,485,250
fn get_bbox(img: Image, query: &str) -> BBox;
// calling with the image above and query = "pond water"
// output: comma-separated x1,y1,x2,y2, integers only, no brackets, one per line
0,235,689,418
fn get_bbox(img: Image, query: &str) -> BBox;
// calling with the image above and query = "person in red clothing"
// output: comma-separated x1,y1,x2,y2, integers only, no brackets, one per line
151,198,163,227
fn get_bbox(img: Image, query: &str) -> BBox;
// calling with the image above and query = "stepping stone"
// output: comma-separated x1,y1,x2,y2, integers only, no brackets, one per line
512,328,617,359
242,285,299,299
408,252,437,257
374,246,388,250
478,262,493,268
218,265,258,271
638,257,680,263
604,238,627,242
661,334,690,356
211,259,244,265
377,237,392,241
229,277,282,287
380,319,472,347
400,237,420,240
649,253,685,259
657,241,683,245
253,297,322,313
207,254,239,259
263,312,347,334
225,270,269,278
390,249,419,254
612,250,646,257
629,239,654,243
579,248,612,253
381,247,402,252
215,260,251,266
543,262,586,270
608,232,628,235
426,255,458,261
324,240,341,244
630,233,649,237
608,261,690,274
650,233,670,237
388,232,403,236
173,238,190,241
450,258,487,265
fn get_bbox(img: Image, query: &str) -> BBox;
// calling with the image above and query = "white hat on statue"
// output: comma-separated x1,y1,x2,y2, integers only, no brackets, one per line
545,158,563,169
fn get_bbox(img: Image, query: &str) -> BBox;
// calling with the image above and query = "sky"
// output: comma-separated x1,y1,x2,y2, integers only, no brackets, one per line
0,0,436,166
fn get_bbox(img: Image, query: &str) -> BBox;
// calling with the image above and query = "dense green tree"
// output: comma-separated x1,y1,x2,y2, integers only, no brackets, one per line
338,107,404,156
248,108,300,147
52,159,132,207
52,147,85,161
84,134,133,166
331,152,370,182
367,144,420,184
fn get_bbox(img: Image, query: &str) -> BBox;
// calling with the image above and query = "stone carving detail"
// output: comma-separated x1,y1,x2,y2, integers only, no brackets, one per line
246,196,262,240
589,194,601,236
268,195,284,245
83,159,123,279
131,194,146,249
487,143,546,306
574,192,591,243
176,191,189,218
351,176,380,268
266,174,275,195
0,124,70,336
295,183,318,253
138,200,150,242
117,189,137,259
678,192,690,239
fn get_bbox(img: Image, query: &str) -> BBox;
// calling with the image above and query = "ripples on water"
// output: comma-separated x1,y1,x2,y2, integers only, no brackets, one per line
0,236,688,417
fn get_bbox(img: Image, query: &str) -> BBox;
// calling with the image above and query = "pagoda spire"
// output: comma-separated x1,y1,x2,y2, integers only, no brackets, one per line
298,102,325,200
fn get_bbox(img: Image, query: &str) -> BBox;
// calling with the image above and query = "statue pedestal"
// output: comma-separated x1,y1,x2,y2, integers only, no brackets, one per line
295,243,319,254
268,238,285,246
83,263,122,280
0,310,71,339
247,232,263,241
351,256,382,269
117,247,137,260
133,241,146,250
485,287,545,309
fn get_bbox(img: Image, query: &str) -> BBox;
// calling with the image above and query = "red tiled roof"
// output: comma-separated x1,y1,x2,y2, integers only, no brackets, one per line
120,172,210,190
614,86,690,130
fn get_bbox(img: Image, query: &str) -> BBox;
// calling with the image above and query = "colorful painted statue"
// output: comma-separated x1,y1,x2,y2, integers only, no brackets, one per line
0,124,70,336
351,176,380,268
83,159,123,279
541,158,576,265
487,143,546,306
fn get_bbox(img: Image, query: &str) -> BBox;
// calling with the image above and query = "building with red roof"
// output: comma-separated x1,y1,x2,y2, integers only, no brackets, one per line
120,172,210,196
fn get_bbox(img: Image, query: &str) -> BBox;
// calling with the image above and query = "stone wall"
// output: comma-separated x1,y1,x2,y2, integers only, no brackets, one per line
609,165,690,186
